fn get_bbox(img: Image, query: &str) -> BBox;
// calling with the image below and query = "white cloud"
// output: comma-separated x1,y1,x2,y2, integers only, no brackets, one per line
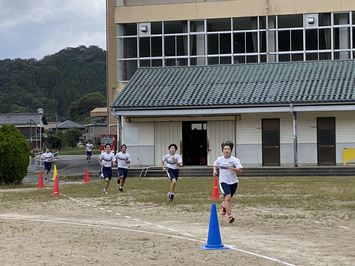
0,0,106,59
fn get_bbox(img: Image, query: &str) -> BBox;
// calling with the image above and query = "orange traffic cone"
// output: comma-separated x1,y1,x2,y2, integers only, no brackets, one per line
211,175,220,201
83,167,90,184
51,175,60,197
37,170,45,189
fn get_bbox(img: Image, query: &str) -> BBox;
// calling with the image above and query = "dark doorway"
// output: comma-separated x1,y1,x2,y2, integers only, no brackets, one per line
262,119,280,166
182,122,207,165
317,117,336,166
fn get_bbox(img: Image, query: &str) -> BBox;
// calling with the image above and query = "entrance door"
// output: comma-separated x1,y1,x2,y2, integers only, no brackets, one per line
317,117,336,166
262,119,280,166
182,122,207,165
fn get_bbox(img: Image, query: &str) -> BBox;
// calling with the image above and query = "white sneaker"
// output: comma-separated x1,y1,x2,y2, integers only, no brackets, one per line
103,189,108,195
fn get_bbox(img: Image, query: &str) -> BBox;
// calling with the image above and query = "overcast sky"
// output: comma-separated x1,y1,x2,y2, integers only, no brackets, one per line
0,0,106,60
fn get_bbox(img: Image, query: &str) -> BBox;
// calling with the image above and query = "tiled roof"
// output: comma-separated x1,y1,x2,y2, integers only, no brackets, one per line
112,60,355,110
57,120,85,129
0,113,46,126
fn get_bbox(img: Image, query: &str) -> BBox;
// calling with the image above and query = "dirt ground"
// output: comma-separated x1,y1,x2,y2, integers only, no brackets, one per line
0,187,354,266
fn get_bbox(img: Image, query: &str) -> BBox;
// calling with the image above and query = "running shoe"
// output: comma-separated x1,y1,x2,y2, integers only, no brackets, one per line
170,193,174,202
103,189,108,195
119,187,123,192
228,215,235,224
167,192,171,201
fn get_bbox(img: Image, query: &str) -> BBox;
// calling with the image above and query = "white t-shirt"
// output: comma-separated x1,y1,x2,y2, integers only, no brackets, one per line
98,152,115,168
162,153,183,170
85,143,94,152
115,152,131,169
41,152,54,162
214,156,242,184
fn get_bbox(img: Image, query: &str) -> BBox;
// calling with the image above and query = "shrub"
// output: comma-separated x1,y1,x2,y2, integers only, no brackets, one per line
47,134,62,149
62,128,83,147
0,125,30,184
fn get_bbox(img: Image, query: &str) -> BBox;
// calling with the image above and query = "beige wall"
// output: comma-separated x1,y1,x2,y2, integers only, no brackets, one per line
115,0,355,23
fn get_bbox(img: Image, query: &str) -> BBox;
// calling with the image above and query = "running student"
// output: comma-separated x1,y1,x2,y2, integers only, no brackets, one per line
115,144,131,192
162,143,183,202
85,140,94,163
213,140,242,224
98,144,115,194
41,148,54,182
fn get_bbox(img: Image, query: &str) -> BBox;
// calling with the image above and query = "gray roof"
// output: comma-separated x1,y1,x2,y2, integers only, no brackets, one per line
57,120,85,129
112,60,355,111
0,113,47,126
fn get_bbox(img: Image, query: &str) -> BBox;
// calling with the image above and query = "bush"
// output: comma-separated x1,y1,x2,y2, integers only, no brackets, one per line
0,125,30,184
62,128,83,147
47,134,62,149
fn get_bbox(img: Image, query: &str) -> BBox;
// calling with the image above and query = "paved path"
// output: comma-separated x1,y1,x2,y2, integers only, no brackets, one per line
24,154,101,184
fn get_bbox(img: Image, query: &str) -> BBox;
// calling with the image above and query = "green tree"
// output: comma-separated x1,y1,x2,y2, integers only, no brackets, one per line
47,134,62,150
62,128,83,148
0,125,30,185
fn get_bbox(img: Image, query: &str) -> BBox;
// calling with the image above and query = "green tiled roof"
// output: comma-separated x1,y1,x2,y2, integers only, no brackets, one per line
112,60,355,110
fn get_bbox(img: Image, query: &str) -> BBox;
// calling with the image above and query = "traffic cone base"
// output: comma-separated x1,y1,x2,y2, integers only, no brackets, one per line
51,176,60,197
83,167,90,184
202,203,229,250
37,170,45,189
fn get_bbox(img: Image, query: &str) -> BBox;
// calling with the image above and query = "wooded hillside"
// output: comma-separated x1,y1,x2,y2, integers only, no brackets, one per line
0,45,106,123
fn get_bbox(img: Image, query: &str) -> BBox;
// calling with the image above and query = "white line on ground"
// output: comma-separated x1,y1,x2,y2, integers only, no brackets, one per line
61,193,295,266
0,214,295,266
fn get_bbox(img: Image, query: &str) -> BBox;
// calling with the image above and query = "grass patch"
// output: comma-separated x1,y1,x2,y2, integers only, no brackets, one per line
1,176,354,214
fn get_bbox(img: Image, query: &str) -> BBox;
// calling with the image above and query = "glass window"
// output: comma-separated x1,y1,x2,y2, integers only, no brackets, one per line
165,58,176,66
333,28,350,49
245,32,258,53
151,37,162,57
319,52,331,60
246,55,258,63
220,33,231,54
177,36,188,56
164,21,188,34
306,53,318,61
291,54,303,61
334,13,349,25
233,17,257,30
278,31,290,51
119,38,137,58
119,60,137,81
220,56,232,64
207,34,218,54
139,60,150,67
190,57,205,66
353,12,355,24
190,35,205,55
334,51,350,60
278,14,303,28
319,29,331,50
318,13,331,26
234,56,245,64
259,17,266,29
207,57,219,65
177,58,188,66
139,37,150,57
306,29,317,50
190,20,205,32
268,16,276,29
233,33,245,53
353,28,355,48
278,54,291,62
123,23,137,36
291,30,303,51
259,31,266,52
164,36,176,56
207,18,231,32
152,59,162,67
151,22,162,34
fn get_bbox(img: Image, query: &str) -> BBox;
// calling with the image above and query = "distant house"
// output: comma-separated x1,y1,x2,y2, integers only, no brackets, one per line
57,120,85,132
85,107,108,142
0,113,47,150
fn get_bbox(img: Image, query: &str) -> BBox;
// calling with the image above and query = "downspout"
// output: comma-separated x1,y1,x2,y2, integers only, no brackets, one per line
265,0,269,62
290,104,298,167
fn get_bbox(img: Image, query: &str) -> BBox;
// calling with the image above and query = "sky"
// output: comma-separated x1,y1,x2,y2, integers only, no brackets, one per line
0,0,106,60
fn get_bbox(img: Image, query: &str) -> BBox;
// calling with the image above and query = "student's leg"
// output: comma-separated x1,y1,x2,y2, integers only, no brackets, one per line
170,178,177,194
120,176,126,188
224,194,232,216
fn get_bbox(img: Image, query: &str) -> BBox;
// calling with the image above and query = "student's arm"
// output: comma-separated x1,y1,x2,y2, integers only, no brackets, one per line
161,157,166,171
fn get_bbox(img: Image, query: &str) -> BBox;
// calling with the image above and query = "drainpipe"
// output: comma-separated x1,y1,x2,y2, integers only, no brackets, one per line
290,104,298,167
265,0,269,62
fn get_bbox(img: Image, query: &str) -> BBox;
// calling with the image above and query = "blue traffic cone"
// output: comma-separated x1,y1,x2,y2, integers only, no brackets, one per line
203,203,229,250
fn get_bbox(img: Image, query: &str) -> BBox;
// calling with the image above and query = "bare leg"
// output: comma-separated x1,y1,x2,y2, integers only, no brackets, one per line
120,177,126,188
170,178,177,193
224,194,232,216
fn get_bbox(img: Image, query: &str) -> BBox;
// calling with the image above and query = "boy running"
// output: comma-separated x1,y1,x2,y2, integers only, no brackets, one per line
115,144,131,192
162,143,183,202
98,144,115,194
85,140,94,163
41,148,54,182
213,140,242,224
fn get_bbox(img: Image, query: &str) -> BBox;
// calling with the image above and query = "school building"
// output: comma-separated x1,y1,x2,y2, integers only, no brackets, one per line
106,0,355,167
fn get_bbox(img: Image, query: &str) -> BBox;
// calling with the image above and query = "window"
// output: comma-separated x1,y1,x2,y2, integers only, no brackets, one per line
207,18,231,32
233,17,258,30
278,14,303,28
190,20,205,32
164,21,187,34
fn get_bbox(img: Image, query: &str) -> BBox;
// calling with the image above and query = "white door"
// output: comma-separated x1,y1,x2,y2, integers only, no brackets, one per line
207,120,235,166
154,122,182,165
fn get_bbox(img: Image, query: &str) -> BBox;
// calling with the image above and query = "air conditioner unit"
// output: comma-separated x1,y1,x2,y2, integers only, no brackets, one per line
304,14,318,27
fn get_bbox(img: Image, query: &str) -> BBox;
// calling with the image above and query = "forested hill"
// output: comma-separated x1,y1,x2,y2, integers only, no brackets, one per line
0,45,106,123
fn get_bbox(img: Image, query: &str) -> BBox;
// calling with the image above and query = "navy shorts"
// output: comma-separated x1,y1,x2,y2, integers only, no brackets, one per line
220,182,238,197
118,168,128,178
86,151,92,157
43,162,52,173
102,167,112,180
167,168,179,180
